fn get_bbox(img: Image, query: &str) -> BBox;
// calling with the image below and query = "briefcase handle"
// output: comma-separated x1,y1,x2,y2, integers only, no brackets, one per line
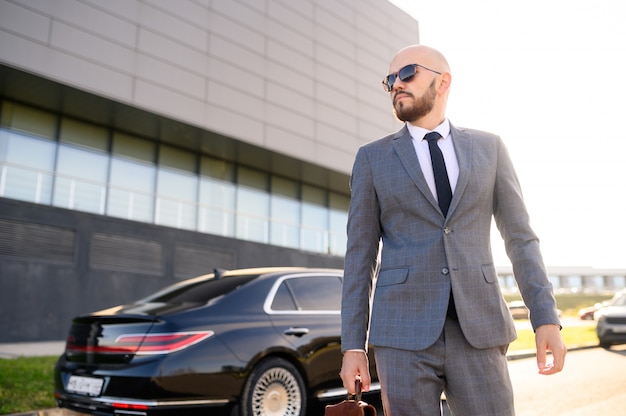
348,378,363,402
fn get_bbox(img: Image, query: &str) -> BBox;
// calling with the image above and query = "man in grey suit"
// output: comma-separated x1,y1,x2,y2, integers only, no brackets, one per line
339,45,566,415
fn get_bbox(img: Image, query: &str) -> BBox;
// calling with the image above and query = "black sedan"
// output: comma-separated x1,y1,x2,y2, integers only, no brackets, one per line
54,267,378,416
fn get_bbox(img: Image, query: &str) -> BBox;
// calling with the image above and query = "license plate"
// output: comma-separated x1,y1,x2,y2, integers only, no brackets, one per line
613,326,626,333
67,375,104,396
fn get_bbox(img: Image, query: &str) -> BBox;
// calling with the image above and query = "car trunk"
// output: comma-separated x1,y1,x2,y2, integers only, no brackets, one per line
65,315,159,364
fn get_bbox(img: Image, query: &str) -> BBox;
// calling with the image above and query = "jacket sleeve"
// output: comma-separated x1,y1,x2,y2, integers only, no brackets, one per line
492,137,561,330
341,145,381,352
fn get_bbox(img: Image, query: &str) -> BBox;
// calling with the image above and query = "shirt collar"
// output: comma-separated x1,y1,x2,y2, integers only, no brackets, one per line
406,119,451,141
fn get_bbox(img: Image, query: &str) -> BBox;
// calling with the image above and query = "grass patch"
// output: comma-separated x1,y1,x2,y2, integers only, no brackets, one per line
509,321,598,352
505,293,614,317
0,356,58,414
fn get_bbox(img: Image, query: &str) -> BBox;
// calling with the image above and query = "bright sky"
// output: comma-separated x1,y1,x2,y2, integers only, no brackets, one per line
389,0,626,269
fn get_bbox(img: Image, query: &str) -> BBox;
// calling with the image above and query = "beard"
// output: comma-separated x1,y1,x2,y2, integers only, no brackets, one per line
393,79,437,122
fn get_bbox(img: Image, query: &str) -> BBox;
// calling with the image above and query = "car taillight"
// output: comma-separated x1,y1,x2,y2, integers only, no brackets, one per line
119,331,214,355
67,331,214,355
112,402,149,411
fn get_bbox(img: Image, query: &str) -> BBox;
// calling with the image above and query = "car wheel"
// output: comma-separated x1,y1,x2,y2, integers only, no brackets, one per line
240,357,306,416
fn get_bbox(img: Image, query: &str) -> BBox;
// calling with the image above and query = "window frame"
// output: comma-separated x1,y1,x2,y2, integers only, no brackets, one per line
263,272,343,315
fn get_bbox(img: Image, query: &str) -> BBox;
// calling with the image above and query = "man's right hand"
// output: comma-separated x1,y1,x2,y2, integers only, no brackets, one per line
339,350,371,394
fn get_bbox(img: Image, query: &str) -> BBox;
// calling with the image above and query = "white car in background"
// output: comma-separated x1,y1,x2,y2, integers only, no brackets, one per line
595,289,626,348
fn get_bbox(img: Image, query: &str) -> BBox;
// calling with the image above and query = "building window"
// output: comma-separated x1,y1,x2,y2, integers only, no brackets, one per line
0,100,350,256
0,130,55,204
0,102,56,204
236,166,269,243
198,157,236,237
54,145,109,214
155,145,198,230
328,192,349,256
0,101,57,138
566,275,583,291
270,176,300,248
301,185,328,253
613,276,626,290
53,119,110,214
108,132,156,222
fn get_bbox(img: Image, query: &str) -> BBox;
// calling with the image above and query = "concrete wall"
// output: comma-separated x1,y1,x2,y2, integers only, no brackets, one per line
0,0,419,174
0,198,344,342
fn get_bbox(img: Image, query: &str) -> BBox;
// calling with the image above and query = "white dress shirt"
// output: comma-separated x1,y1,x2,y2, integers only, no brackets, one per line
406,119,459,200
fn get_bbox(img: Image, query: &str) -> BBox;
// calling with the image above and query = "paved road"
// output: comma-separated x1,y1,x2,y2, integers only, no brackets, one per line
360,345,625,416
509,345,626,415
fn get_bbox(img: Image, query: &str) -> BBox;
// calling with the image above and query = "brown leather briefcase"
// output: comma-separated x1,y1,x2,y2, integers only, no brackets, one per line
324,379,377,416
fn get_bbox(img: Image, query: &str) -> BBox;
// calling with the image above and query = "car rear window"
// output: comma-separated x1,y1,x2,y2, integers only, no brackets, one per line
271,275,342,311
144,274,258,303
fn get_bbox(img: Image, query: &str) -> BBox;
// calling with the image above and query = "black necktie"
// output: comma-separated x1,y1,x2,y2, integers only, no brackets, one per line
424,131,457,320
424,132,452,216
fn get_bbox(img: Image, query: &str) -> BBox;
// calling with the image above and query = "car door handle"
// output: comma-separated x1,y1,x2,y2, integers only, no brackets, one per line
284,327,309,337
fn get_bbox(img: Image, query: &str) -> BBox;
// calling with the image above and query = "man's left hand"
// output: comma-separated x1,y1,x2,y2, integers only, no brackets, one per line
535,324,567,375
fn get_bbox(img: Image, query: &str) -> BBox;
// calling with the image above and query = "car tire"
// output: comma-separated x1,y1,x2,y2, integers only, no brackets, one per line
240,357,307,416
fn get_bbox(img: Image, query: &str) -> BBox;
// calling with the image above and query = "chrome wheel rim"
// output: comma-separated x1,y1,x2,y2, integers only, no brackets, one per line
251,367,302,416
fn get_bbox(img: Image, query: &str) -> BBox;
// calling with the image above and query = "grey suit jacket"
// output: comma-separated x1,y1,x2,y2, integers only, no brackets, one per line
341,123,561,352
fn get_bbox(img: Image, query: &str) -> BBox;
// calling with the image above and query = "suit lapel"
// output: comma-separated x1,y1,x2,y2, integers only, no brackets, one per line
448,124,472,217
391,123,474,219
391,126,440,211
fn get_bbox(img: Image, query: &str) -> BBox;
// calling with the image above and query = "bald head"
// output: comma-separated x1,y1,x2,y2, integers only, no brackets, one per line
389,45,450,74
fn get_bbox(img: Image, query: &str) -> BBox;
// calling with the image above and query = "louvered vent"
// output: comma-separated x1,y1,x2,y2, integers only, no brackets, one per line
0,219,75,264
174,243,234,279
90,233,163,275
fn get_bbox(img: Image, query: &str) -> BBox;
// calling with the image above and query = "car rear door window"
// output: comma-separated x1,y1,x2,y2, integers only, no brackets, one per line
271,282,298,310
271,275,342,312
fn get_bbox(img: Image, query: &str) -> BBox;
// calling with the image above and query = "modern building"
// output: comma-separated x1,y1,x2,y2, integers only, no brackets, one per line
0,0,420,342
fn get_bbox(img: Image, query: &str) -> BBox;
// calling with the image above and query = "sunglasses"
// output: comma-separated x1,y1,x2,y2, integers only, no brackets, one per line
382,63,442,92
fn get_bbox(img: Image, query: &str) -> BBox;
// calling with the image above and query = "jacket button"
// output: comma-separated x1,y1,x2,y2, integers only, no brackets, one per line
442,268,449,275
443,227,451,234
